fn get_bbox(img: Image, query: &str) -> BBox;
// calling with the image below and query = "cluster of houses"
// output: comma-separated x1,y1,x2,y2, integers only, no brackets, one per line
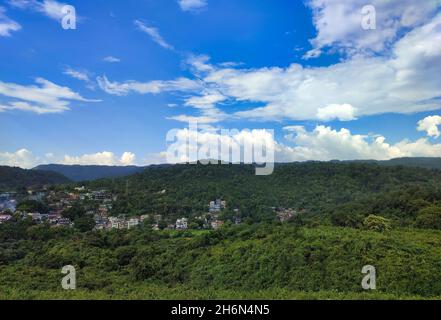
0,188,115,228
0,187,273,231
95,199,237,231
0,211,72,226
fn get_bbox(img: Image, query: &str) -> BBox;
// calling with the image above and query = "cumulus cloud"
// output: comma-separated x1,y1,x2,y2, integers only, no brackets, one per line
134,20,174,50
120,152,136,165
178,0,207,12
160,122,441,165
0,78,99,114
0,150,138,168
418,115,441,138
0,149,39,168
0,6,21,36
96,75,201,96
4,119,441,169
61,151,137,166
304,0,440,58
280,125,441,161
182,13,441,122
164,127,274,164
316,104,357,121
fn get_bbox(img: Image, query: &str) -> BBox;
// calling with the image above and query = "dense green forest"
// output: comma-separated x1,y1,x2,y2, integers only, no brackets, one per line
2,162,441,299
0,166,70,192
0,222,440,299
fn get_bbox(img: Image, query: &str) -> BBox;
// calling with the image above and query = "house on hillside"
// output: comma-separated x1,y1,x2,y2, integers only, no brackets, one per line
176,218,188,230
127,218,140,229
209,199,227,213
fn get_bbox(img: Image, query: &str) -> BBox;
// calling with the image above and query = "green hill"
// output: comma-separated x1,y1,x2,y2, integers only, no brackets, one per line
1,162,441,299
83,162,441,227
33,164,148,182
0,166,70,192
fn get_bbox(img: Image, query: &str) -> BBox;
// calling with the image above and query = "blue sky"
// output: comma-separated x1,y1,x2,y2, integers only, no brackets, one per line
1,0,441,167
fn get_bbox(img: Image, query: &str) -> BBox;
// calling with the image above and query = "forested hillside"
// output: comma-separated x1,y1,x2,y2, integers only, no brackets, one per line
0,223,440,299
33,164,148,182
0,166,70,191
1,162,441,299
83,162,441,228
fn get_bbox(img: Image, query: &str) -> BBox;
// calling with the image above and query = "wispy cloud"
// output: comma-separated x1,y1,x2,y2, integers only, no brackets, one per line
134,20,174,50
0,78,99,114
63,67,90,82
103,56,121,63
0,6,21,36
8,0,69,21
96,75,201,96
177,0,207,12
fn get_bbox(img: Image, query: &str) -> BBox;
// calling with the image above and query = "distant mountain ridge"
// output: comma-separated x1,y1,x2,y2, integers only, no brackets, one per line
31,157,441,182
343,157,441,170
0,166,70,191
32,164,148,182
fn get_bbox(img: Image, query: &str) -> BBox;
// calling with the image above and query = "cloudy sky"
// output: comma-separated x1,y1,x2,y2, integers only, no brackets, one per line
1,0,441,168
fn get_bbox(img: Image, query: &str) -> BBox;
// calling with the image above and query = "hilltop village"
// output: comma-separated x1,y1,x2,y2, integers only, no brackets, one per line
0,187,299,231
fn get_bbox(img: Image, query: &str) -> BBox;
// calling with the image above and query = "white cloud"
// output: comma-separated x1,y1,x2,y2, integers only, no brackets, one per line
159,122,441,164
281,125,401,161
418,115,441,138
167,114,223,124
280,125,441,161
179,14,441,122
0,150,138,168
4,119,441,169
89,4,441,125
168,90,228,123
120,152,136,165
134,20,174,50
184,91,226,109
316,103,357,121
61,151,136,166
63,67,90,82
103,56,121,63
178,0,207,12
304,0,440,58
163,127,274,163
0,149,39,168
0,78,99,114
0,6,21,36
9,0,69,21
96,75,201,96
